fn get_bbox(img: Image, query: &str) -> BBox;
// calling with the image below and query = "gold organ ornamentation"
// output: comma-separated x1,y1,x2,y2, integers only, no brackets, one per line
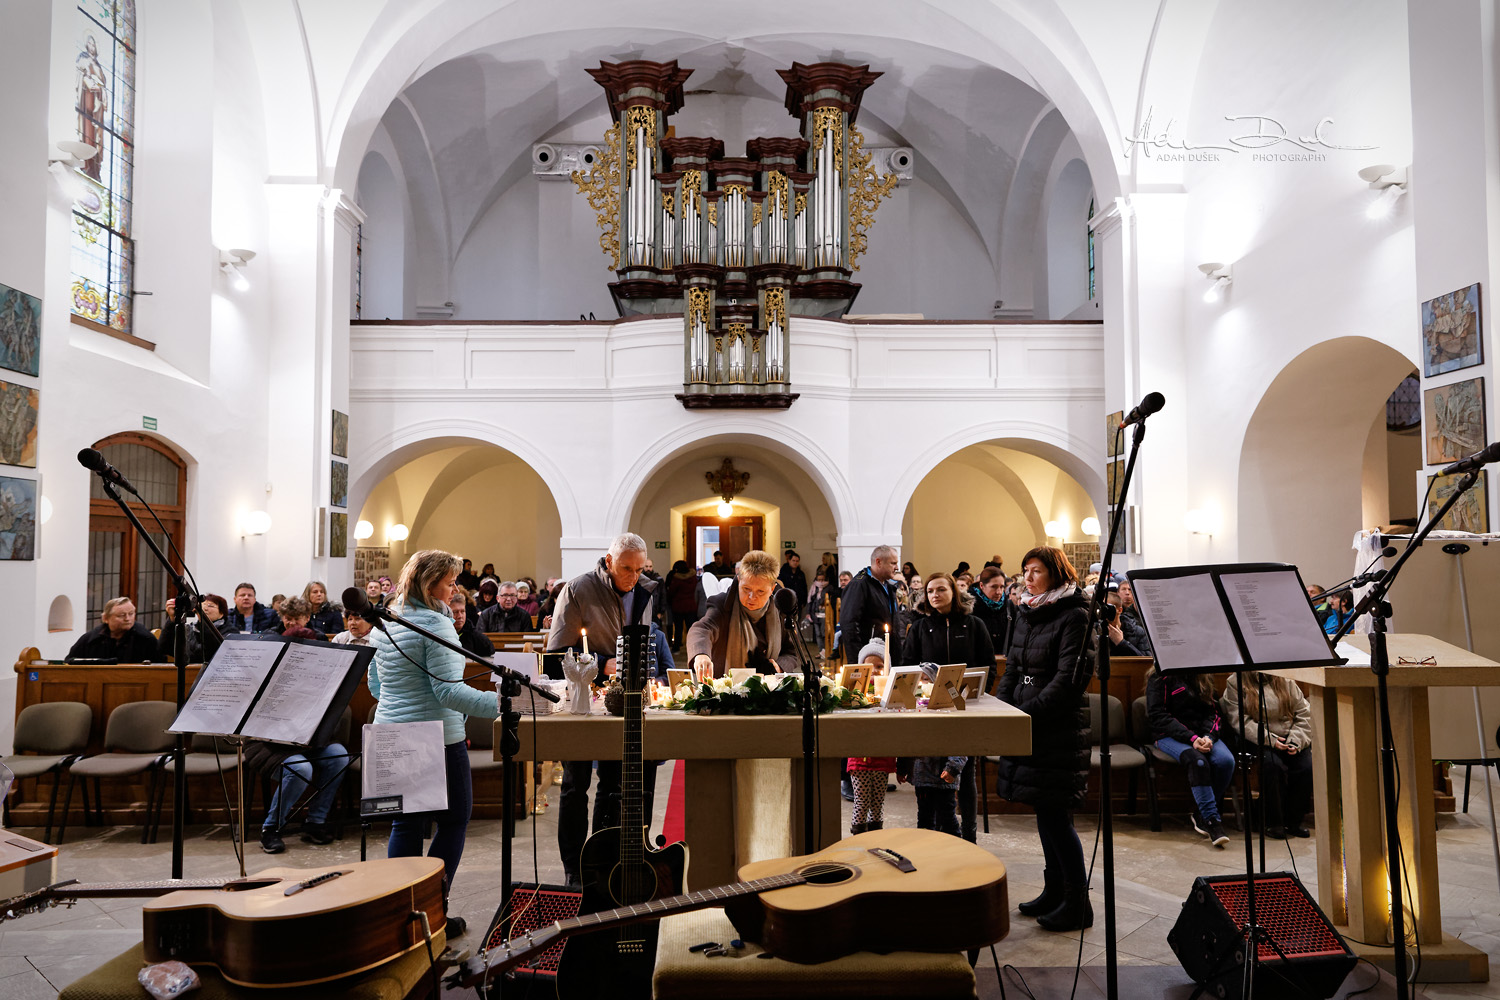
763,287,787,329
686,287,712,326
846,125,898,270
752,203,763,227
662,191,675,216
623,106,658,171
571,123,622,269
810,107,844,172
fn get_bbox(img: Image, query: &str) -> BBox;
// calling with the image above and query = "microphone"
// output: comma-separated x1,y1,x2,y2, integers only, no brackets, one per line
342,586,387,629
77,448,141,496
774,587,800,619
1119,392,1166,429
1440,441,1500,476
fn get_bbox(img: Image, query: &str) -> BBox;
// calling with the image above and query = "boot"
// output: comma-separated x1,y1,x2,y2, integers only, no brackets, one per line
1037,883,1093,932
865,820,883,831
1018,867,1063,917
849,821,868,836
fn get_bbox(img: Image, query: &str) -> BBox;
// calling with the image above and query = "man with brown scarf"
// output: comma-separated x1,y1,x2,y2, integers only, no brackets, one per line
687,549,799,676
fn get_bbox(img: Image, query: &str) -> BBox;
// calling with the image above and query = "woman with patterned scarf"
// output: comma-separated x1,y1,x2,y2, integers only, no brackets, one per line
687,549,799,677
993,546,1094,932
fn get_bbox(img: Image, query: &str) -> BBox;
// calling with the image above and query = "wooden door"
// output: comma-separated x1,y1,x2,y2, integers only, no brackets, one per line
684,515,764,568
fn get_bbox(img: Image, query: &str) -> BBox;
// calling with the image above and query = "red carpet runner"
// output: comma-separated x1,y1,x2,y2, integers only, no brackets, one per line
661,759,687,844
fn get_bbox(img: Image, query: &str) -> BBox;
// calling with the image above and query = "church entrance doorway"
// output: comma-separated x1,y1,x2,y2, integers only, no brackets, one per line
686,515,763,569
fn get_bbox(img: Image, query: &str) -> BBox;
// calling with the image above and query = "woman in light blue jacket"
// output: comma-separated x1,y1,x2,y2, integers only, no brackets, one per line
370,549,497,936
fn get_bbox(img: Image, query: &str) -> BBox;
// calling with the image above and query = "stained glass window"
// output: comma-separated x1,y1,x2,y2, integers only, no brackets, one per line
69,1,136,337
1087,198,1096,301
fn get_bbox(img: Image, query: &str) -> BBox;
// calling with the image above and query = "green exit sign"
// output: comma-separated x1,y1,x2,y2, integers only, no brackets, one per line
142,416,157,431
783,540,797,549
655,541,667,549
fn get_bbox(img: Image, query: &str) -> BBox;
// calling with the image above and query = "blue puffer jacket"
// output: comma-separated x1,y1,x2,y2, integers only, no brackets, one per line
370,598,498,745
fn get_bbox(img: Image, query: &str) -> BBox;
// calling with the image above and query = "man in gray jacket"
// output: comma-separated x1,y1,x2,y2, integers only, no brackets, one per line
547,532,660,885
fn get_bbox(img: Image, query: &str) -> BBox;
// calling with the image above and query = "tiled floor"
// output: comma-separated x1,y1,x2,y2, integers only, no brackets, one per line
5,762,1500,998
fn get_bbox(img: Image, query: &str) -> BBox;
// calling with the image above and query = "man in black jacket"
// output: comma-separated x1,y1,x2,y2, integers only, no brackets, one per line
449,593,495,658
838,545,903,664
479,581,532,632
777,550,808,610
67,597,159,662
227,583,282,634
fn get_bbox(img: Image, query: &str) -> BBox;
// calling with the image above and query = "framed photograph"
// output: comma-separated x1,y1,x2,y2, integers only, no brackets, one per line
1428,470,1489,534
330,460,348,508
330,512,348,558
0,282,41,378
1422,283,1483,377
0,380,39,468
331,410,349,458
1106,410,1124,458
0,475,36,560
354,546,389,587
1110,506,1138,555
314,507,326,558
1424,377,1486,466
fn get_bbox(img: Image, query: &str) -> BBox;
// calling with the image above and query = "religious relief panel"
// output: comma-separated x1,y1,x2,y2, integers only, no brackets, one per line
571,59,899,410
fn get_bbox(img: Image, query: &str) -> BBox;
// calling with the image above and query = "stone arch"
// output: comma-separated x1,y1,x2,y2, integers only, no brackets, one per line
883,420,1105,537
349,418,581,538
1237,336,1417,585
607,420,856,540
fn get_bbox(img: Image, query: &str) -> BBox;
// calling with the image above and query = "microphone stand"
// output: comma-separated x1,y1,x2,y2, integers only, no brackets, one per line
1330,466,1482,1000
787,602,823,855
94,477,218,880
364,599,558,996
1086,415,1152,1000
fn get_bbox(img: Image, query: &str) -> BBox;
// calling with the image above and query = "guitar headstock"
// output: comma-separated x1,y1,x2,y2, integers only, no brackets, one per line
616,624,654,694
1,881,79,923
447,924,563,989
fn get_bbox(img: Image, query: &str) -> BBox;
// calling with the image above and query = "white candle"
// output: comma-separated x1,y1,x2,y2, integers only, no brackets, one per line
581,628,589,658
884,624,892,670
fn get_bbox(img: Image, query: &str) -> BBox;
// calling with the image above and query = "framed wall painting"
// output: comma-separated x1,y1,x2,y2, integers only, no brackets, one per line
0,282,41,378
330,512,348,558
330,460,348,508
353,546,389,586
1422,283,1483,377
1106,459,1125,506
1428,470,1489,534
1106,411,1123,458
331,410,349,458
1424,377,1485,466
0,380,39,468
313,507,326,558
0,475,36,560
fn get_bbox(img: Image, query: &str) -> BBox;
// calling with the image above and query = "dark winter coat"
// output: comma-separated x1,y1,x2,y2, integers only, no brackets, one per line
457,617,495,658
308,603,345,636
777,563,808,609
479,603,533,633
1118,609,1153,656
66,622,160,663
992,590,1093,809
970,589,1013,668
1146,670,1224,745
837,568,902,662
899,607,995,678
666,572,699,615
898,754,970,789
226,603,282,635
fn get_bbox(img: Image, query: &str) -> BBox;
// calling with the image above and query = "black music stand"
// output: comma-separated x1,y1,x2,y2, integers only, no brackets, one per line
1127,562,1345,1000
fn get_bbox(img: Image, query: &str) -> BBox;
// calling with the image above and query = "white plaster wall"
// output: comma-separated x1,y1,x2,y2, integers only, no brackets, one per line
356,150,408,321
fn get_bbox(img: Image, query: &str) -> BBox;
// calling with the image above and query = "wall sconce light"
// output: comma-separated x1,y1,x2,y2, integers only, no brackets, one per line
39,496,54,525
353,519,374,540
387,523,409,542
219,248,257,291
1199,262,1233,303
241,510,272,536
1184,508,1217,535
1359,164,1408,220
1044,519,1068,540
47,140,97,201
1081,516,1101,537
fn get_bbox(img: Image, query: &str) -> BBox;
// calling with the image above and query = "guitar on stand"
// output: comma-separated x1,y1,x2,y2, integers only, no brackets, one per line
553,623,688,999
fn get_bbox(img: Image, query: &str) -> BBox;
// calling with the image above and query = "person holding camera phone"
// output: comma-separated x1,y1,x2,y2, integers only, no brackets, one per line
1220,672,1314,838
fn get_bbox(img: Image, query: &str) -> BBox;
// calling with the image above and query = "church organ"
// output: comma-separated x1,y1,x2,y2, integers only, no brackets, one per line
572,61,897,408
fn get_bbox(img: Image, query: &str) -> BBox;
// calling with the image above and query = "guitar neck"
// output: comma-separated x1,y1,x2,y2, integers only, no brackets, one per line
54,878,237,898
474,871,807,979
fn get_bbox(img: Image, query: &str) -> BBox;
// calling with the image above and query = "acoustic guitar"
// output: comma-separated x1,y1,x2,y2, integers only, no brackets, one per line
453,827,1008,987
0,856,446,987
553,623,688,999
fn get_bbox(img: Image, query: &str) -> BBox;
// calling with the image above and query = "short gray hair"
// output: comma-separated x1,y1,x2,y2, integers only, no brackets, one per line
871,545,897,563
499,580,518,591
608,533,648,560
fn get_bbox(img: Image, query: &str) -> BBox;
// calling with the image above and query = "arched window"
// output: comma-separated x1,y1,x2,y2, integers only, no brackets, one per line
85,433,184,628
69,1,137,339
1086,198,1096,301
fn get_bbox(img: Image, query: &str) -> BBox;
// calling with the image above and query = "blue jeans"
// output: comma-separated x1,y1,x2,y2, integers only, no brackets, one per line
263,743,349,831
387,741,473,900
1156,736,1235,823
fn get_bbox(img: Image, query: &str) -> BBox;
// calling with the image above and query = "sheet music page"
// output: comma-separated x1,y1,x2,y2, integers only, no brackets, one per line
491,650,537,680
361,722,448,813
240,643,358,744
1131,575,1244,672
1221,571,1335,665
169,640,284,735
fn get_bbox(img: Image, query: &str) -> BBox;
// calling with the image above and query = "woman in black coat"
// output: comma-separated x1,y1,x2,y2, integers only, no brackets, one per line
901,572,995,843
993,546,1093,931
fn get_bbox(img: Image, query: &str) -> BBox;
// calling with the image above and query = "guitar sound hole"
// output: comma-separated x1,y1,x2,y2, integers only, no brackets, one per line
221,879,278,892
607,863,659,904
798,864,855,885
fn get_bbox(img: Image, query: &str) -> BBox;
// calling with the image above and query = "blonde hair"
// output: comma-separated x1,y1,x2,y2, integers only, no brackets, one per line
102,596,134,617
395,549,463,610
736,549,779,582
300,580,329,607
